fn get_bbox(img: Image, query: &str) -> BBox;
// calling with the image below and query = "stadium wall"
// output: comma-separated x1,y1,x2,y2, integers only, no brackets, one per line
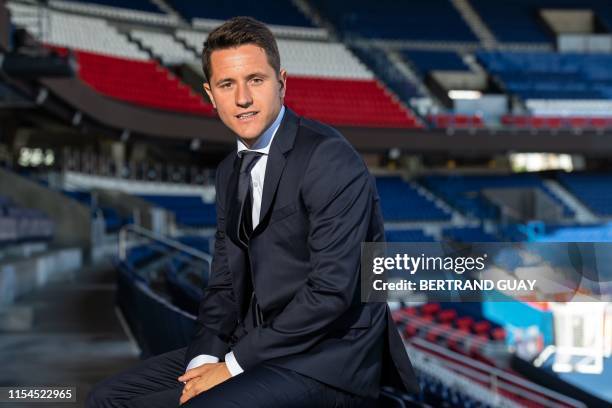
0,168,92,248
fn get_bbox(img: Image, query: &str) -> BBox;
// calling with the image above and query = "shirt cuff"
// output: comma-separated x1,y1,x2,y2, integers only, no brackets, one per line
185,354,219,372
224,351,244,376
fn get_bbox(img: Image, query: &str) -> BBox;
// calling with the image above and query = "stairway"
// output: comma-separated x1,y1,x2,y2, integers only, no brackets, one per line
291,0,334,40
149,0,186,25
450,0,497,48
543,179,599,223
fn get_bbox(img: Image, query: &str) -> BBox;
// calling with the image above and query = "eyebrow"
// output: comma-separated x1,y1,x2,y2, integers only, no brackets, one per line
215,72,269,86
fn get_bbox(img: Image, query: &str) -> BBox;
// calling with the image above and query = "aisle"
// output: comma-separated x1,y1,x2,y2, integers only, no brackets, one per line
0,259,139,406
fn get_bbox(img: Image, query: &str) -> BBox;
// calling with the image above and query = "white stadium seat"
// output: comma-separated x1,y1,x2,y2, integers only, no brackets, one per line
130,29,197,64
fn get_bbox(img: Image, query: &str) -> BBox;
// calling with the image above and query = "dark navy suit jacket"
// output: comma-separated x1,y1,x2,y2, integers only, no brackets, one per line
186,108,418,398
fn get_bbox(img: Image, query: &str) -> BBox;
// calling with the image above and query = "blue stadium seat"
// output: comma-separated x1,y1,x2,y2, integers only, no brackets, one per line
442,227,498,242
0,195,54,244
386,229,435,242
350,45,423,106
139,195,216,228
401,50,470,74
62,190,131,233
423,173,574,219
167,0,313,27
310,0,478,42
477,51,612,100
376,177,451,222
471,0,612,43
558,173,612,216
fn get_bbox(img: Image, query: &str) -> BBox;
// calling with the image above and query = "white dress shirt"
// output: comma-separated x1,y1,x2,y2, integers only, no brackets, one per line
186,106,286,377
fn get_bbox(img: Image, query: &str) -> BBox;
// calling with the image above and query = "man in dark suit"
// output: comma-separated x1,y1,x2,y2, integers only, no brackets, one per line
87,16,417,408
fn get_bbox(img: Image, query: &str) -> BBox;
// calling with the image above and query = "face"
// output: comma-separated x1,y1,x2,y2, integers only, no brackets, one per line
203,44,287,147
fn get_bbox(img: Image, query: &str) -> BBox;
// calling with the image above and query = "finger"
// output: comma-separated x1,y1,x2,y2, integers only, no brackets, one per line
178,366,209,382
185,378,210,403
180,383,198,404
183,379,198,393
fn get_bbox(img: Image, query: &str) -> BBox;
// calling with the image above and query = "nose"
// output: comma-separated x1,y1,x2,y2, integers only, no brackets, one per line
235,82,253,108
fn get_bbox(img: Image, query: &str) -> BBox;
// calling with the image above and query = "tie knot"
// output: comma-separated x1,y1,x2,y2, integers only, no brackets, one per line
239,151,263,174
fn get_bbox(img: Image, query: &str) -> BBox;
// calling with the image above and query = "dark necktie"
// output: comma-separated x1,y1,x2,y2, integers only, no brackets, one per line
237,151,263,328
237,151,262,246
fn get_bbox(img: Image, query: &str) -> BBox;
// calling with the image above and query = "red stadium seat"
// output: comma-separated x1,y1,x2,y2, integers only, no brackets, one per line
420,302,441,316
437,309,457,325
429,114,483,129
491,327,506,342
472,320,491,335
455,316,473,328
74,50,216,116
285,77,422,128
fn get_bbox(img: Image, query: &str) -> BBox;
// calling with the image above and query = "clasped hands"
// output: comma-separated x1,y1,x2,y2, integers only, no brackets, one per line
178,362,232,405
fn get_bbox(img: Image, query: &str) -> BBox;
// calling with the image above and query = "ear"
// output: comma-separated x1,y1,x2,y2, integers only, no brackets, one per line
203,82,216,109
278,69,287,99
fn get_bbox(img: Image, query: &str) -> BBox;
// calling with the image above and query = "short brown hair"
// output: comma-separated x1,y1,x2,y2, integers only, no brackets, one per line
201,16,281,83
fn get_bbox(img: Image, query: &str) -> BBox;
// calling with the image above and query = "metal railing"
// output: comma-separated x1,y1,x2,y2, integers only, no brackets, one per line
118,224,212,270
407,337,587,408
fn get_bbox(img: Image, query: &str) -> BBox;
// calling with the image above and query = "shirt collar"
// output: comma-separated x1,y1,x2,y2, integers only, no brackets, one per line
237,105,285,157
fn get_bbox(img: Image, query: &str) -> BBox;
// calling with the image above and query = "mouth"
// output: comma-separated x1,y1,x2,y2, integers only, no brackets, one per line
235,111,259,121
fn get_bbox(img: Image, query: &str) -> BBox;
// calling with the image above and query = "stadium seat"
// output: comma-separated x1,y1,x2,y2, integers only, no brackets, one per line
167,0,313,27
138,195,216,228
376,177,450,221
401,50,470,74
422,173,574,219
477,51,612,101
0,195,54,243
557,173,612,216
285,78,421,128
310,0,478,42
75,49,215,116
471,0,612,43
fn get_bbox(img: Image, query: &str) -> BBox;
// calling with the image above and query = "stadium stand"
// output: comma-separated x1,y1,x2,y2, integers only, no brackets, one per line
8,3,149,59
376,176,451,221
428,114,484,129
422,173,574,219
8,1,421,127
62,189,132,233
400,50,471,74
129,29,197,64
58,0,163,13
138,194,215,228
442,226,498,242
166,0,313,28
501,114,612,130
557,173,612,216
477,51,612,101
0,195,54,244
3,1,612,406
385,229,435,243
50,0,176,24
470,0,612,43
74,49,215,115
285,77,419,128
349,45,423,107
310,0,479,42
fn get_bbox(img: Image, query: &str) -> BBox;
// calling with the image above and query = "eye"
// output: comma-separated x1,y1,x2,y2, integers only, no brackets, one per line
219,82,232,89
251,77,263,85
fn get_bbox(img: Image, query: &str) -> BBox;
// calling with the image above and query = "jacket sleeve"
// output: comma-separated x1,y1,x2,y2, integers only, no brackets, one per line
232,136,372,370
185,166,239,365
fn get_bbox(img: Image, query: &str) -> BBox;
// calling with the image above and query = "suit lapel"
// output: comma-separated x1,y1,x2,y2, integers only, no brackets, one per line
254,108,299,234
225,155,243,248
